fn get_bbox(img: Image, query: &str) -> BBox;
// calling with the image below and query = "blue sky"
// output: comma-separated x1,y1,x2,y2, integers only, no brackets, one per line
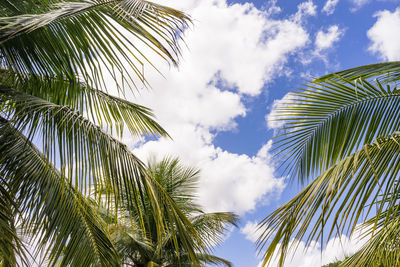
110,0,400,266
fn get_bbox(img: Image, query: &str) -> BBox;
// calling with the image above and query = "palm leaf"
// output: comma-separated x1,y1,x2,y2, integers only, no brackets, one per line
0,87,176,261
0,179,28,266
191,212,239,248
258,131,400,266
272,76,400,182
0,0,190,89
101,157,237,266
0,118,120,266
0,69,168,138
315,61,400,84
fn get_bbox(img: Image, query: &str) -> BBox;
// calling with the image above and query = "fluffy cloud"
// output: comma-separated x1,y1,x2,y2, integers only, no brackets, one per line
258,230,369,267
322,0,339,15
108,0,316,214
240,220,269,243
292,0,317,23
315,25,345,52
350,0,370,12
368,7,400,61
266,92,296,130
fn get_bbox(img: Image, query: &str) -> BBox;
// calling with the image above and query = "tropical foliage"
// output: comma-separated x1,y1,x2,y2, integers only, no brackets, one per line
257,62,400,266
0,0,199,265
99,157,239,267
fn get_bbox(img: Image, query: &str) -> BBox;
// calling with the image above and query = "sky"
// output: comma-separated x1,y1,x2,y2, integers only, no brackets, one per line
107,0,400,266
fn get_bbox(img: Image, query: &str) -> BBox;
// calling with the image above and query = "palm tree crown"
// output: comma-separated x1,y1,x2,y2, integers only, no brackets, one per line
101,157,239,267
0,0,198,266
258,62,400,267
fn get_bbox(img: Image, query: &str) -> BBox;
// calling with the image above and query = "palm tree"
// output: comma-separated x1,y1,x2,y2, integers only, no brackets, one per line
257,62,400,266
0,1,199,265
99,157,239,266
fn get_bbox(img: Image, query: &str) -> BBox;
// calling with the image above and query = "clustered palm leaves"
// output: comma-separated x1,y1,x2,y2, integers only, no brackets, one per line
258,62,400,266
99,157,238,267
0,0,217,265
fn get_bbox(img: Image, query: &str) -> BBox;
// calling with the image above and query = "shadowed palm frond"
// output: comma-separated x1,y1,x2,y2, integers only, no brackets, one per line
0,0,190,89
0,88,191,264
0,179,28,266
0,118,120,266
0,0,193,265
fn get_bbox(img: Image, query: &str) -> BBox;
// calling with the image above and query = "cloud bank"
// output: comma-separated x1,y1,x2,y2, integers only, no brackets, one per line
108,0,319,214
258,230,368,267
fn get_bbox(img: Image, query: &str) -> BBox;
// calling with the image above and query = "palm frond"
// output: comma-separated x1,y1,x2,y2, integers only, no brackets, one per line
191,212,239,248
101,157,237,266
0,179,28,266
258,131,400,266
341,195,400,266
0,118,120,266
342,219,400,266
0,0,190,89
0,70,168,138
316,62,400,84
272,76,400,182
147,157,201,215
1,87,149,199
0,87,176,258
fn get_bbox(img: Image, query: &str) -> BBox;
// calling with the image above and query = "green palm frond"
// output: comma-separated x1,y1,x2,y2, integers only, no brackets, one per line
0,119,120,266
258,131,400,266
147,157,201,214
0,69,168,138
0,88,178,263
341,220,400,266
340,194,400,267
0,0,190,88
102,157,237,266
0,179,27,266
193,253,232,267
1,87,151,199
316,61,400,84
192,212,239,248
172,253,232,267
0,0,192,265
0,0,60,16
272,76,400,182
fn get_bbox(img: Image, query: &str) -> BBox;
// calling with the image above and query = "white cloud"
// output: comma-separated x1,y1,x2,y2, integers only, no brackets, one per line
241,220,269,243
368,7,400,61
266,93,294,130
102,0,316,214
258,229,369,267
315,25,345,52
292,0,317,23
350,0,369,12
322,0,339,15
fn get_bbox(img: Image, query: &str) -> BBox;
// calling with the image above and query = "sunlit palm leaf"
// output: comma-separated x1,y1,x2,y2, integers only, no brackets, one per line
103,157,237,266
258,132,400,266
316,61,400,84
191,212,238,249
0,69,168,138
0,119,120,266
272,77,400,182
0,88,178,263
341,197,400,266
0,0,190,89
